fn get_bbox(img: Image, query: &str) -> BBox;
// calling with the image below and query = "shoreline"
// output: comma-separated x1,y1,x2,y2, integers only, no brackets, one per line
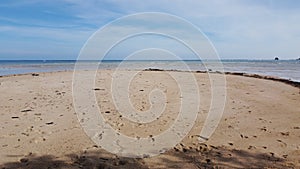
1,69,300,88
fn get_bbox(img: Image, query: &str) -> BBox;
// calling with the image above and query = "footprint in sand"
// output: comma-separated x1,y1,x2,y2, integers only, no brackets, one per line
276,139,287,147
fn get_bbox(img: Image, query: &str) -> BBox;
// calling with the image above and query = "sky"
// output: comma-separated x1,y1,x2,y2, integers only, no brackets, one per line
0,0,300,60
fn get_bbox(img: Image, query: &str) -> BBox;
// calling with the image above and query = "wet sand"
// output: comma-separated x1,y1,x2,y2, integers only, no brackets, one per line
0,70,299,168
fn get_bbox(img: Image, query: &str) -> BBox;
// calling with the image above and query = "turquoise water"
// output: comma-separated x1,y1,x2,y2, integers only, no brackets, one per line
0,60,299,82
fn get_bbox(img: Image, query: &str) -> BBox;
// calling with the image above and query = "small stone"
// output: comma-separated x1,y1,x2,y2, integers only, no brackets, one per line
31,73,39,76
93,88,104,91
248,145,255,150
280,132,289,136
45,121,54,125
20,158,29,163
21,132,29,136
206,159,211,163
21,109,32,112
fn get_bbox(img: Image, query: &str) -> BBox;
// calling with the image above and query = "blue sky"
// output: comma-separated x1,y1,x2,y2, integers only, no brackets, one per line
0,0,300,60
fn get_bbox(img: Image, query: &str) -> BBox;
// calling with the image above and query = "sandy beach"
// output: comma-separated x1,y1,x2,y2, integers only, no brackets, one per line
0,70,299,168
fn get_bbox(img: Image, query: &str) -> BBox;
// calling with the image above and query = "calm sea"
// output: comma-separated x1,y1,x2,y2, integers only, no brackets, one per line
0,60,299,82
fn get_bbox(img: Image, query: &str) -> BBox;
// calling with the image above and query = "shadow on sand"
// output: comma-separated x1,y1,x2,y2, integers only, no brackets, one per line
0,145,293,169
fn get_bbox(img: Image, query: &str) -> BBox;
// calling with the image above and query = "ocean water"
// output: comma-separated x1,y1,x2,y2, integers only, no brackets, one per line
0,60,299,82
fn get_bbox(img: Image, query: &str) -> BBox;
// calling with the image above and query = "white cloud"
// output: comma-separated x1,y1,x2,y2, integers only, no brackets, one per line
60,0,300,59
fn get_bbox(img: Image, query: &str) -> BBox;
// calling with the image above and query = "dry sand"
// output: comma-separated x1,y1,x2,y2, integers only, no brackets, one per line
0,70,299,168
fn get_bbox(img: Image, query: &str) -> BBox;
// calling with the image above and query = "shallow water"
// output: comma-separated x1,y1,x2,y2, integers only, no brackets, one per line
0,60,299,82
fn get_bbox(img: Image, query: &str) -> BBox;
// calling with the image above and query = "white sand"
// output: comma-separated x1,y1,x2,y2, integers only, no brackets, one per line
0,70,299,168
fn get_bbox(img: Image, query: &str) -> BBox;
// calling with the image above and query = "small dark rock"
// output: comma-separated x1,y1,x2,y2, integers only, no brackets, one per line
93,88,104,91
45,121,54,125
31,73,39,76
248,145,255,150
174,147,179,152
21,132,29,136
20,158,29,163
206,159,211,163
21,109,32,112
280,132,289,136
